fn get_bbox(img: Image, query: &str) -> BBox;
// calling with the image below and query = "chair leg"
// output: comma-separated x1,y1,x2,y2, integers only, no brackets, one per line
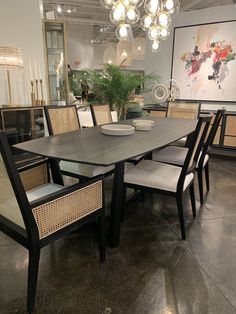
197,169,204,205
176,194,186,240
99,212,106,263
189,183,196,218
205,162,210,191
27,247,40,313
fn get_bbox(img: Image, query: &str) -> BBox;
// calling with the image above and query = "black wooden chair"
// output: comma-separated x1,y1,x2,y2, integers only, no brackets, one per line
44,105,114,180
0,131,105,313
123,116,211,240
153,109,225,204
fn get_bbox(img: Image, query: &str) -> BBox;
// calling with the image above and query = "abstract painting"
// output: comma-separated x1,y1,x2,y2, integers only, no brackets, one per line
171,20,236,102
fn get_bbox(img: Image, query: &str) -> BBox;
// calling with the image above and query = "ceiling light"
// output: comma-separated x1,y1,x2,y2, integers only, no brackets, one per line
144,0,160,16
67,9,72,13
156,10,171,27
100,0,115,9
152,39,160,51
57,6,62,13
126,6,140,24
140,14,154,30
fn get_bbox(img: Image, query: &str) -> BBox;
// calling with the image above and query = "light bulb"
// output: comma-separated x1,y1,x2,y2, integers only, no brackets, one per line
144,0,160,16
108,59,113,64
165,0,174,10
140,14,154,30
148,25,161,40
152,40,160,51
156,10,171,27
110,3,126,24
164,0,180,16
122,50,128,57
116,24,129,40
67,9,72,13
100,0,115,9
137,46,141,51
159,27,170,40
57,6,62,13
126,6,140,24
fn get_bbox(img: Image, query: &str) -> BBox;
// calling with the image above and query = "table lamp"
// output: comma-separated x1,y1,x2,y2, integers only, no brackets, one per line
0,46,24,105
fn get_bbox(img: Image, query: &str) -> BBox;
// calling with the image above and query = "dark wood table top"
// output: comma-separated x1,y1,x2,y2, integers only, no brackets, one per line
14,117,197,166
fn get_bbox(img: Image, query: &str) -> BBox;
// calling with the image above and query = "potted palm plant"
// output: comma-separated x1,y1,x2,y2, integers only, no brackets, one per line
87,64,153,119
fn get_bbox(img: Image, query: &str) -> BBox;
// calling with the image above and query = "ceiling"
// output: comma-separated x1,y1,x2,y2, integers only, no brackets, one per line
43,0,236,44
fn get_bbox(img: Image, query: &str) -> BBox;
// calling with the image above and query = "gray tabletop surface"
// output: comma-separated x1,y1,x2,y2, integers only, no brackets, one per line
14,117,197,166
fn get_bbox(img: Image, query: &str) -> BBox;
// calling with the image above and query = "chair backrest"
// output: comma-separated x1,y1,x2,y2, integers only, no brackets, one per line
177,115,212,193
45,105,80,135
167,101,200,119
0,131,39,242
90,104,113,126
199,108,225,167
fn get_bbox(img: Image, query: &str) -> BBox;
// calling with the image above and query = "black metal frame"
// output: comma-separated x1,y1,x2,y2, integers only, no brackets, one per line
90,103,113,126
0,131,105,313
123,116,211,240
170,19,236,103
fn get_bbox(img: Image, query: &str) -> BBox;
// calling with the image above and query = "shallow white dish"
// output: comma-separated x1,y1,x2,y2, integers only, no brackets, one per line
101,124,135,136
133,119,154,127
135,123,152,131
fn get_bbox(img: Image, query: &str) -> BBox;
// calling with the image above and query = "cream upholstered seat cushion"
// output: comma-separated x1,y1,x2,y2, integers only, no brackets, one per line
153,146,188,166
27,183,64,202
0,184,64,230
153,146,209,169
60,160,114,178
169,136,186,147
124,160,194,192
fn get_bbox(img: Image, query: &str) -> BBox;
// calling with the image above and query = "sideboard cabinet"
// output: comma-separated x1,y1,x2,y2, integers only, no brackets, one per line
0,106,46,165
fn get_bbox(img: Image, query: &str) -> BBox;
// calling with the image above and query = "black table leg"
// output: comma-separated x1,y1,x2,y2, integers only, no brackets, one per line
48,159,64,185
109,161,125,248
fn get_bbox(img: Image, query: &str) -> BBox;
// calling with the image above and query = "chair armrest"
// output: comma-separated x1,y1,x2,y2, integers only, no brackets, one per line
31,176,104,239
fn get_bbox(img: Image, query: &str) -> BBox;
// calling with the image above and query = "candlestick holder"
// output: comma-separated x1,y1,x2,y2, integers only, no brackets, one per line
35,79,41,106
30,80,36,106
40,79,46,105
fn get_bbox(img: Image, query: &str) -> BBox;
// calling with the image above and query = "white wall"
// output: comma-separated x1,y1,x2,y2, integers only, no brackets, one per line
0,0,46,105
145,4,236,104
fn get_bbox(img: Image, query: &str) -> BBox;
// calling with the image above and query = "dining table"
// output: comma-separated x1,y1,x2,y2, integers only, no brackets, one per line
14,117,197,247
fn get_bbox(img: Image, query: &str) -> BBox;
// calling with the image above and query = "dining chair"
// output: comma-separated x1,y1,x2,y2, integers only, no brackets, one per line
123,115,211,240
90,103,113,126
167,101,201,147
153,109,225,204
90,104,145,165
44,105,114,180
0,131,105,313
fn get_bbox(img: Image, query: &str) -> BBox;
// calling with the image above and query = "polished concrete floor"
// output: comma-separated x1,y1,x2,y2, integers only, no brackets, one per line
1,157,236,313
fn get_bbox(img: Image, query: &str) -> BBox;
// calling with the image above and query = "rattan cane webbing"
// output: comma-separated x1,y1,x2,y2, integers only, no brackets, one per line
93,105,112,125
32,180,103,239
48,107,80,135
167,102,199,120
0,155,25,228
20,164,48,191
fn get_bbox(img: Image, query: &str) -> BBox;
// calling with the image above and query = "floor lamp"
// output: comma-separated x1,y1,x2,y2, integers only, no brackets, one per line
0,46,24,105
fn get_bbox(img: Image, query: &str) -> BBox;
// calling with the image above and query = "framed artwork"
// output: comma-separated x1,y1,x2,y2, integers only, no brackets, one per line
171,20,236,102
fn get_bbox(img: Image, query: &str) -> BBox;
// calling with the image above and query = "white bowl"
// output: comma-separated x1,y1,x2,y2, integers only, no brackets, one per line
101,124,135,136
135,123,152,131
133,119,154,127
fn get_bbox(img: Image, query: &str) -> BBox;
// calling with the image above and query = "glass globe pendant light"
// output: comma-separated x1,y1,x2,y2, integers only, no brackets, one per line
144,0,160,16
126,6,140,24
140,14,154,30
152,39,160,52
163,0,180,16
110,1,126,24
100,0,115,9
159,26,170,40
156,9,171,28
116,23,133,40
